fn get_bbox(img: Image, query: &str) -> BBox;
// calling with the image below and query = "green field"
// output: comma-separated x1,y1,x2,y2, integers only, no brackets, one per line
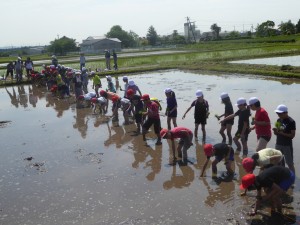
1,34,300,86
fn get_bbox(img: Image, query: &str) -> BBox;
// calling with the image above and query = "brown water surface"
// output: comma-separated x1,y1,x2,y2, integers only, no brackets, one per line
1,70,300,225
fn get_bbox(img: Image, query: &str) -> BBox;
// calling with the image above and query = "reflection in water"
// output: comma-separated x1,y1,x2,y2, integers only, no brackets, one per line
202,177,235,207
163,164,194,189
17,85,28,108
28,86,38,107
5,87,19,108
73,108,89,138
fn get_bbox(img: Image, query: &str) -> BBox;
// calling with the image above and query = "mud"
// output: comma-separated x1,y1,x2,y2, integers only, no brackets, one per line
0,70,300,225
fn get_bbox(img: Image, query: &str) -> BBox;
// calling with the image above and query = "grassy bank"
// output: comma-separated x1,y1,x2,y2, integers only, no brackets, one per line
1,35,300,86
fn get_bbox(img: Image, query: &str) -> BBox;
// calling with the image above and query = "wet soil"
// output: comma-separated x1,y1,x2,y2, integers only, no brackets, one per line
0,70,300,225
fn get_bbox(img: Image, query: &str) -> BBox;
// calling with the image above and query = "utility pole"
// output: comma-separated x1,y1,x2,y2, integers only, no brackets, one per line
186,17,196,43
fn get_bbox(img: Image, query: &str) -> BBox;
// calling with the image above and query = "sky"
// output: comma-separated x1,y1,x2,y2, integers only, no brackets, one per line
1,0,299,47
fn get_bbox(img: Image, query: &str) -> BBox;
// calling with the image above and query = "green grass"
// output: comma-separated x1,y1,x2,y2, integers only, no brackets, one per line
1,34,300,85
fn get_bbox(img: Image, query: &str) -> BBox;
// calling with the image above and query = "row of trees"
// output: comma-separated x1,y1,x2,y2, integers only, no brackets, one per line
46,19,300,55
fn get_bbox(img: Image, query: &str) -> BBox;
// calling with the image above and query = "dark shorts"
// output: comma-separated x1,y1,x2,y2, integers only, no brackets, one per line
142,117,161,134
134,113,143,123
279,171,295,191
257,135,271,142
221,119,234,126
216,148,234,162
235,129,249,141
168,110,177,118
195,116,206,125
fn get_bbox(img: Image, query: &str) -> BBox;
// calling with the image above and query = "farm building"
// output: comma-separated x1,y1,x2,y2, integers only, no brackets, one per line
80,36,121,54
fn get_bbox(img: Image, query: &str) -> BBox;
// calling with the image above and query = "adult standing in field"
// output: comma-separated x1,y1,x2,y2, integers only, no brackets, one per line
112,49,118,70
104,50,111,70
79,52,86,71
273,104,296,175
24,57,34,81
51,55,58,67
15,57,23,83
248,97,271,152
5,61,14,80
216,92,234,145
182,90,209,143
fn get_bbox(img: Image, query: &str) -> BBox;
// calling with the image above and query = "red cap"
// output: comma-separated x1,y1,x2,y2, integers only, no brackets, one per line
141,94,150,101
91,98,97,104
242,158,254,173
160,128,169,138
100,90,106,97
203,144,213,157
240,174,256,190
111,96,119,103
127,89,134,96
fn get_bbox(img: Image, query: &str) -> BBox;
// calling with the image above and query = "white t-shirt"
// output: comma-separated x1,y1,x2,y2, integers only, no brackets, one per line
84,92,96,100
257,148,283,166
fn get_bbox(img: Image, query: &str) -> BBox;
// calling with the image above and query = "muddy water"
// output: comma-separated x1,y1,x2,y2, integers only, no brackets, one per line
0,70,300,225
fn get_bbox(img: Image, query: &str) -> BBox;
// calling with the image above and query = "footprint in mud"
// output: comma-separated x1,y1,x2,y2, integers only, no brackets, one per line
0,120,12,128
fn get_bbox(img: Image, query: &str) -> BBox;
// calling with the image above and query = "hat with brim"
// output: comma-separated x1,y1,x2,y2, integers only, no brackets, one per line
248,97,259,105
196,90,203,97
160,128,169,138
275,104,288,113
141,94,150,101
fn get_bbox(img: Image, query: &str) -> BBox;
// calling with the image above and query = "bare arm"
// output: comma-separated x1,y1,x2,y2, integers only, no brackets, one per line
182,106,192,119
200,158,210,177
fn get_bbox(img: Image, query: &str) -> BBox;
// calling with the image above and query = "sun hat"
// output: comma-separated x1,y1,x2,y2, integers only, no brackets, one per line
203,144,213,157
128,80,135,86
235,97,246,106
195,90,203,97
141,94,150,101
242,158,254,173
106,75,112,81
248,97,259,105
164,88,172,93
240,174,256,190
275,104,288,113
220,92,229,100
160,128,169,138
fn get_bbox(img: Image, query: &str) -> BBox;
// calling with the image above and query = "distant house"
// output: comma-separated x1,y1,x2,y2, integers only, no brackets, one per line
80,36,121,54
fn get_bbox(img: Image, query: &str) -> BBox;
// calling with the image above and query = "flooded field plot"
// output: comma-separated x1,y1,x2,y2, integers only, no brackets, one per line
1,70,300,225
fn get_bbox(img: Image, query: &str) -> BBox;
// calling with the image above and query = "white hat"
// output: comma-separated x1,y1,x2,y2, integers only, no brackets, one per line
195,90,203,97
275,104,288,113
123,76,128,80
235,97,246,106
17,57,22,60
75,71,81,75
248,97,259,105
106,75,112,81
164,88,172,93
128,80,135,86
220,92,229,100
81,67,86,72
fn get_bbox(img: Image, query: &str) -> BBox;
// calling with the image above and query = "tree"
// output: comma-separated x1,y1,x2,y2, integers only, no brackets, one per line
210,23,221,39
106,25,136,48
256,20,276,37
146,26,158,46
227,31,240,39
48,36,78,55
295,19,300,34
278,20,295,35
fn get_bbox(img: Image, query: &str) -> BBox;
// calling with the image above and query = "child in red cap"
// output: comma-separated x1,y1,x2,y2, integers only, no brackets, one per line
200,143,234,178
240,166,295,216
141,94,162,145
160,126,193,164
